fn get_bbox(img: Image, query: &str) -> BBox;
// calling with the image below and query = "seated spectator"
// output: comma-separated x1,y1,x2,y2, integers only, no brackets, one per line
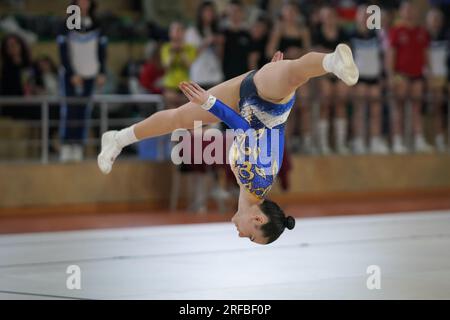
0,33,34,119
31,55,58,96
160,21,196,108
139,41,164,94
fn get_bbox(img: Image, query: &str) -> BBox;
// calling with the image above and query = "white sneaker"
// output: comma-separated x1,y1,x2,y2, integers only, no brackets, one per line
331,44,359,86
353,137,367,155
60,144,73,163
435,134,446,153
318,142,332,155
71,145,84,162
392,137,408,154
370,136,389,154
336,144,350,155
301,134,313,154
97,131,123,174
414,135,433,153
318,120,331,155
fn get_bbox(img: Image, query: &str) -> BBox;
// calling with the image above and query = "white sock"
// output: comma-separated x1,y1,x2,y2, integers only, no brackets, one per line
322,52,334,73
318,120,329,146
115,125,139,148
334,118,347,147
393,135,403,146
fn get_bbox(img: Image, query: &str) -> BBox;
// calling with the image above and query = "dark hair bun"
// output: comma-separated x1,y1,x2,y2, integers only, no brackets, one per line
285,216,295,230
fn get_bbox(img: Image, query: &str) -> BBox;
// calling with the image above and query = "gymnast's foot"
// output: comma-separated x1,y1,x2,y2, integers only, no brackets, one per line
323,44,359,86
98,131,122,175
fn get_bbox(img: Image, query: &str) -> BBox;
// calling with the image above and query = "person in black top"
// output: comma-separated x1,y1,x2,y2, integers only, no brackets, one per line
248,14,271,70
0,34,33,119
267,1,312,154
220,0,251,80
312,5,350,155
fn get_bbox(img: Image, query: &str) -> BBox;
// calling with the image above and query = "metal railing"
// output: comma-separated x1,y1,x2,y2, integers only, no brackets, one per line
0,94,165,163
0,93,449,164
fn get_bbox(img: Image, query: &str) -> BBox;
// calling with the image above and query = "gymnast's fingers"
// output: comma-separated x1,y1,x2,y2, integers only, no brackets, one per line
190,81,205,94
184,82,202,99
179,83,195,101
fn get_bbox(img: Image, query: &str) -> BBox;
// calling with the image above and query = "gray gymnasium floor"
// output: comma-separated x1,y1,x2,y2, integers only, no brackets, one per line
0,211,449,300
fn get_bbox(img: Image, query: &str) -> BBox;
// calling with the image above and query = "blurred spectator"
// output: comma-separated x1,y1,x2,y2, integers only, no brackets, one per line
120,43,145,95
0,33,34,119
185,0,224,89
386,0,431,153
349,5,388,155
426,7,448,152
58,0,108,162
313,6,350,155
31,56,58,96
220,0,251,80
139,41,164,94
267,1,312,154
248,14,271,70
161,21,196,107
0,34,31,97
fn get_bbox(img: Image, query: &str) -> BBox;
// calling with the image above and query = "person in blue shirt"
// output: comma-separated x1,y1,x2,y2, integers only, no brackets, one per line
98,44,359,245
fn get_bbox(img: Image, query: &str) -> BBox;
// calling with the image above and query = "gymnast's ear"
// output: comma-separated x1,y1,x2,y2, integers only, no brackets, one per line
252,211,268,225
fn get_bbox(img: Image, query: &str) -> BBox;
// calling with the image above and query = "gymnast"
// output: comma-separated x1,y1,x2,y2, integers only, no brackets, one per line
98,44,359,244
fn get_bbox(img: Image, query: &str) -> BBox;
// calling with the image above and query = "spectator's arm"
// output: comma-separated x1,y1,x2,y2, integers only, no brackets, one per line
98,35,108,75
216,32,225,61
248,51,261,70
385,28,397,81
266,23,282,59
57,35,73,75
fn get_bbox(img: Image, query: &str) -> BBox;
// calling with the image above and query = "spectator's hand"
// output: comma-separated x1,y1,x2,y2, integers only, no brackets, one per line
71,75,83,87
179,81,208,105
271,51,284,63
96,74,106,88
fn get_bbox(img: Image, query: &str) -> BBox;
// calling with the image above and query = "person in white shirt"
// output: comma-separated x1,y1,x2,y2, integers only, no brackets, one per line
349,5,389,154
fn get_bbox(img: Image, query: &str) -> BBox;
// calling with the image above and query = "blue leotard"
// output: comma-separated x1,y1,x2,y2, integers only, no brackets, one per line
201,71,295,199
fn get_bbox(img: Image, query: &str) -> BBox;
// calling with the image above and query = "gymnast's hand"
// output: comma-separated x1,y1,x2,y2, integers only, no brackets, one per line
179,81,209,105
271,51,284,63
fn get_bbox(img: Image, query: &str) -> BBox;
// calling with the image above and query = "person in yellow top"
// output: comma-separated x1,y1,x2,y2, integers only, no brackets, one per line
161,22,197,107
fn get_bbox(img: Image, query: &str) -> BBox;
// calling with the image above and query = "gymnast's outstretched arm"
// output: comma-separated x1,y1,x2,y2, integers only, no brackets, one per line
129,52,285,141
179,81,250,131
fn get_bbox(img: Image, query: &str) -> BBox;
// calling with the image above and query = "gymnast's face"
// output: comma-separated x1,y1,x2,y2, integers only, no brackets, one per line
231,206,268,245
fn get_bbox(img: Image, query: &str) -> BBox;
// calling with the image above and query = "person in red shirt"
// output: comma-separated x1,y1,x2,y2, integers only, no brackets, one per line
386,1,432,153
139,42,164,94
